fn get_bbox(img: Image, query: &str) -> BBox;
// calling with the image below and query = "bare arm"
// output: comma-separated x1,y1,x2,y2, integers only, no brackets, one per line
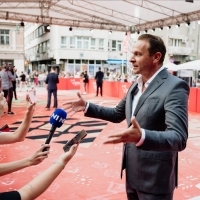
18,144,78,200
0,144,50,176
0,103,35,144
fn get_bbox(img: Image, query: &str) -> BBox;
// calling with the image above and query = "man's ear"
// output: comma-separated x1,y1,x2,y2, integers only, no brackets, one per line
153,52,162,64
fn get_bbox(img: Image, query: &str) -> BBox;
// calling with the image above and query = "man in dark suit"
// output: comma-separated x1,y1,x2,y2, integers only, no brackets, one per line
64,34,189,199
45,66,59,110
95,67,104,96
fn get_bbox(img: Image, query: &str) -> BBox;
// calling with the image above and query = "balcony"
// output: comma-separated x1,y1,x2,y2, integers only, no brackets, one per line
167,46,192,56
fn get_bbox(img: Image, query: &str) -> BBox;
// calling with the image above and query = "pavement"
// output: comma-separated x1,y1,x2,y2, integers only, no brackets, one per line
0,86,200,200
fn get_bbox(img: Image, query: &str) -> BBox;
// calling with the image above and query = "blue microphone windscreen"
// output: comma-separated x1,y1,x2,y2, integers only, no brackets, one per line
50,108,67,128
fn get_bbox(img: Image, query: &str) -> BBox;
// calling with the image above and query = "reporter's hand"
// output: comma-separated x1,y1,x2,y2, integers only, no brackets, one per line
103,117,142,144
63,92,87,116
59,144,79,165
28,144,50,166
26,102,36,117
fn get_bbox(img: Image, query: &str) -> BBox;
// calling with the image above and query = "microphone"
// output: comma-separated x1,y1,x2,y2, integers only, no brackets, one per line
43,108,67,151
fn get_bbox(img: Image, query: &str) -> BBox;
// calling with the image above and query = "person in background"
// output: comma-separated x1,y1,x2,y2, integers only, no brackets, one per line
82,71,89,94
45,66,59,110
10,66,18,100
95,67,104,97
64,34,189,200
34,70,39,87
1,64,15,115
19,71,27,92
124,74,128,82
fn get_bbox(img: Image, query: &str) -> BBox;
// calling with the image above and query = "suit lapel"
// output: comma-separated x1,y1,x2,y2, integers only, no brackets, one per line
133,69,168,116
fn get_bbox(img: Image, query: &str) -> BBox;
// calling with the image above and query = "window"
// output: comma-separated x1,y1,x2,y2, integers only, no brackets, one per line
38,26,43,36
90,38,96,50
89,60,94,64
96,60,101,64
111,40,122,51
68,59,74,63
117,41,122,51
83,37,89,49
99,39,104,50
172,39,181,47
61,36,67,48
112,40,116,51
39,43,42,53
42,42,47,52
35,29,38,38
0,30,9,45
47,40,50,50
70,37,75,48
77,37,82,49
75,60,81,64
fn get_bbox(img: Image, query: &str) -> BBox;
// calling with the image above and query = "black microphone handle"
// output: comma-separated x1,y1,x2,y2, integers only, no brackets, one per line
42,125,57,152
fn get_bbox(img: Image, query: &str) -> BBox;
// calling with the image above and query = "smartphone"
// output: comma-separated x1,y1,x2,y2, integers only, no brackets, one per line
63,130,87,152
27,90,37,104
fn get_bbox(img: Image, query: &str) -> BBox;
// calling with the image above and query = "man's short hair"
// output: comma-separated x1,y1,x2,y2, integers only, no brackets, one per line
52,66,56,71
99,67,101,70
138,34,166,64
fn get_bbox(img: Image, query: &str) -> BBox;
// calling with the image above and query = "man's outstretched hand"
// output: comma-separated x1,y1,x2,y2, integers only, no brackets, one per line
103,117,142,144
63,92,87,116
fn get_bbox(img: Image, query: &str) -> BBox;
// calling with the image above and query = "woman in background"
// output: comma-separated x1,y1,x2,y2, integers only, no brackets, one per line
82,71,89,94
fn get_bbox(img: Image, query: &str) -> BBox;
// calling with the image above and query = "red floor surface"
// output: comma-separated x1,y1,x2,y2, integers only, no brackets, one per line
0,87,200,200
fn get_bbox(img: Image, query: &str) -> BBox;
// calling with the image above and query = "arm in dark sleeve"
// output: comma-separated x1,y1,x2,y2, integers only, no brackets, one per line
57,76,59,84
140,80,189,152
85,96,127,123
0,191,21,200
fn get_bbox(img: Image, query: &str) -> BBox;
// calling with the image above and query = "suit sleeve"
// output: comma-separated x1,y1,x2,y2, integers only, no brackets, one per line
140,80,189,152
45,75,48,84
85,96,127,123
57,75,59,83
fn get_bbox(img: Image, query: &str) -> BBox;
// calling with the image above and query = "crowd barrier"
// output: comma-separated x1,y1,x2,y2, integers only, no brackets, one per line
80,79,132,98
57,78,80,90
58,78,200,113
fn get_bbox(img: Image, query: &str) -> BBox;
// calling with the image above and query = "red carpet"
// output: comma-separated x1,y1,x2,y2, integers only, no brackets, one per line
0,88,200,200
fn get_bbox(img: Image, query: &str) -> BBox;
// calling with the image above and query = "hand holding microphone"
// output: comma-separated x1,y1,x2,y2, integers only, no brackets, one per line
43,108,67,152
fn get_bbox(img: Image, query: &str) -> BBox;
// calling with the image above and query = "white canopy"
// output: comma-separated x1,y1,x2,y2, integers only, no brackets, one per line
164,63,182,71
177,60,200,70
0,0,200,31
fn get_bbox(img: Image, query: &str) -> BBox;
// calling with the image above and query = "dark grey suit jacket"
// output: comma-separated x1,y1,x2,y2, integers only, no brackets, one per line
45,72,59,90
85,69,190,194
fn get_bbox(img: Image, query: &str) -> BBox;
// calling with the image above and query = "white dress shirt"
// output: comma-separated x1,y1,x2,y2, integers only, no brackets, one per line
134,66,165,146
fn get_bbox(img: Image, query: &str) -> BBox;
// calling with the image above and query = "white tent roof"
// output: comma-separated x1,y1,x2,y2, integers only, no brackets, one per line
0,0,200,31
177,60,200,70
163,63,182,71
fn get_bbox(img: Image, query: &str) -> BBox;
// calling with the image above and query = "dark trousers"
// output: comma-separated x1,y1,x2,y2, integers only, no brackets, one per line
96,82,102,96
12,81,17,99
47,89,57,108
3,88,13,112
126,180,173,200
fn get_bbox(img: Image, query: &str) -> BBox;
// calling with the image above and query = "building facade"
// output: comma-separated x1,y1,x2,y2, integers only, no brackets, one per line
24,24,127,78
0,20,25,72
24,21,200,77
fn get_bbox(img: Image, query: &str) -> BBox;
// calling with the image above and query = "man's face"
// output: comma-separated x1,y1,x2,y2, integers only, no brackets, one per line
130,40,154,75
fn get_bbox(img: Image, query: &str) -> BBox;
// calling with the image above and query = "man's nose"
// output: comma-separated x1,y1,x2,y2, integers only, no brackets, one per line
130,57,135,62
